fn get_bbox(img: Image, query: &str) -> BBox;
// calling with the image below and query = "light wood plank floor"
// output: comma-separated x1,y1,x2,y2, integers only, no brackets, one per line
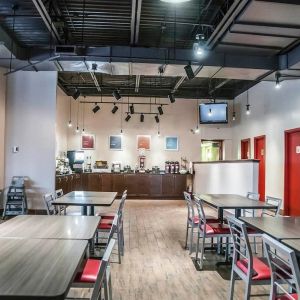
106,199,270,300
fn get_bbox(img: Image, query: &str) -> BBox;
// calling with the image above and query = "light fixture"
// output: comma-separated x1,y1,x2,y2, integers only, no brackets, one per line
184,63,195,80
193,33,205,56
68,97,72,127
155,115,160,123
112,90,121,100
92,103,100,113
120,129,123,135
82,128,85,133
72,89,81,100
140,114,144,122
232,111,236,121
194,126,200,134
76,126,79,133
208,108,212,117
246,90,251,115
158,105,163,115
168,93,175,103
160,0,191,3
157,130,161,137
111,104,118,114
275,72,281,89
125,114,131,122
130,104,134,114
68,120,72,128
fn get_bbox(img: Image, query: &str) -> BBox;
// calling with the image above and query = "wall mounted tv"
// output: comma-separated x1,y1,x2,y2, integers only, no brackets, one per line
199,102,228,124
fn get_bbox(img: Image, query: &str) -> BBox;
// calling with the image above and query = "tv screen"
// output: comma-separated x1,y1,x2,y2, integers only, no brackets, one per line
199,103,228,124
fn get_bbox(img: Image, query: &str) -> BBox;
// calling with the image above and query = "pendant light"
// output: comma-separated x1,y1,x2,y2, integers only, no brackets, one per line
275,72,281,89
75,99,80,133
82,96,86,133
232,99,236,121
68,97,73,127
246,90,251,115
120,96,123,134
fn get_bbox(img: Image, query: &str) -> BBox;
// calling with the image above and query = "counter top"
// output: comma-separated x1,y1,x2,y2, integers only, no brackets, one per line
193,159,259,164
56,172,191,176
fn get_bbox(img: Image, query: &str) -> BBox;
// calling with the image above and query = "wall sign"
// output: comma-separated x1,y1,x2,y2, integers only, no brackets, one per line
137,135,151,150
109,135,122,151
165,136,179,151
81,134,95,150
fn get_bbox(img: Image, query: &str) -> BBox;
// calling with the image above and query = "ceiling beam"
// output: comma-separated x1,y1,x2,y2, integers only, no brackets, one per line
130,0,143,45
255,0,300,4
32,0,62,44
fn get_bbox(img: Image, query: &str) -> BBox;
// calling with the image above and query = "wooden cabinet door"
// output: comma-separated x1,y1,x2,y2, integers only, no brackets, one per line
55,177,62,191
112,174,125,196
101,174,112,192
62,176,69,194
162,175,175,197
174,175,187,198
74,174,82,191
137,175,150,196
87,174,101,191
149,175,162,197
124,174,139,196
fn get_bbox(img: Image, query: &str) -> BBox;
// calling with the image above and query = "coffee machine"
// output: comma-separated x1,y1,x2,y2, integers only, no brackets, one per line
67,151,85,173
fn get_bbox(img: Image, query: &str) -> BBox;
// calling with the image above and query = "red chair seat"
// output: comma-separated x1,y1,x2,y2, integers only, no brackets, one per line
236,257,271,280
189,216,219,224
201,223,231,235
247,227,258,234
276,294,298,300
96,212,115,219
98,221,113,230
75,259,101,283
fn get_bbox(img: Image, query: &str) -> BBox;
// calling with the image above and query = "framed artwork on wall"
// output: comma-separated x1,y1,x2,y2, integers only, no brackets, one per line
109,135,122,151
81,134,95,150
165,136,179,151
137,135,151,150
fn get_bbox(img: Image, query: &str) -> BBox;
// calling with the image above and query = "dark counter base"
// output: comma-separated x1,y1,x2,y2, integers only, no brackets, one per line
55,173,192,199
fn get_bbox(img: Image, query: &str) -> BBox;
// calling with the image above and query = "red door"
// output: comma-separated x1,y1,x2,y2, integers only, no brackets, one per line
254,136,266,201
284,129,300,216
241,139,250,159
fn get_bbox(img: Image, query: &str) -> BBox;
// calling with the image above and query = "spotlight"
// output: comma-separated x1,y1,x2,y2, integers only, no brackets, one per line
208,108,212,117
68,120,72,128
72,89,81,100
193,34,205,56
155,115,160,123
184,63,195,80
111,104,118,114
140,114,144,122
130,104,134,114
246,104,251,115
275,72,281,89
194,126,200,134
92,103,100,114
125,114,131,122
112,90,121,100
158,105,163,115
168,93,175,103
232,111,236,121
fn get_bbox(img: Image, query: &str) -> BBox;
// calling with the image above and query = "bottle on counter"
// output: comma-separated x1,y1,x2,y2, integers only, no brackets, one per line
165,161,170,174
175,161,179,174
170,161,175,174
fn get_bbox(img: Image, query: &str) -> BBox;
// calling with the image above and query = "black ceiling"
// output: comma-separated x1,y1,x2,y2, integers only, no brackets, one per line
1,0,300,99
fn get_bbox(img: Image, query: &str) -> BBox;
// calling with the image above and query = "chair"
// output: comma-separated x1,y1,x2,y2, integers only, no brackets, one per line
194,196,231,270
43,193,58,215
227,216,271,300
262,196,282,217
70,237,116,300
263,234,300,300
97,192,127,264
184,192,220,254
242,192,260,217
55,189,67,215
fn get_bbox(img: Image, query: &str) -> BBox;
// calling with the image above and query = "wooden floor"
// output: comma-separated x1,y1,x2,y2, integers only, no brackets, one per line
106,199,270,300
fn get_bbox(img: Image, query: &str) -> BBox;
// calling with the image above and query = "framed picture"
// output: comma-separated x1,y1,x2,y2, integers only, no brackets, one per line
137,135,151,150
81,134,95,150
109,135,122,151
165,136,179,151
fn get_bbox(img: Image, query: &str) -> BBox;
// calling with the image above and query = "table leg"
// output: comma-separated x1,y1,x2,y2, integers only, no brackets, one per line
90,205,95,216
82,206,87,216
235,209,241,219
218,208,224,223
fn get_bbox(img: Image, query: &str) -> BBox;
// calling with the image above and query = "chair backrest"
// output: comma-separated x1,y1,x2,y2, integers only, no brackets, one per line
262,196,282,217
247,192,260,201
91,238,116,300
43,193,57,215
55,189,64,198
193,196,210,233
227,216,254,279
107,215,118,242
263,234,300,299
184,192,196,221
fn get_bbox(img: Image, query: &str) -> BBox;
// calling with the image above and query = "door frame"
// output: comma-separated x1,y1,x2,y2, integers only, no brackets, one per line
201,139,223,161
284,127,300,215
254,135,266,201
241,138,251,159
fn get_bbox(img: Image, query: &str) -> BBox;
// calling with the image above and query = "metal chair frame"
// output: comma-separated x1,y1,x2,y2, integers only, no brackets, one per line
43,193,58,215
263,234,300,300
228,216,271,300
262,196,282,217
55,189,67,215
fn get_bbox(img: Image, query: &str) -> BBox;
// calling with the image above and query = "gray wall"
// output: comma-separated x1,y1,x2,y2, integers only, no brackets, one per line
5,71,58,209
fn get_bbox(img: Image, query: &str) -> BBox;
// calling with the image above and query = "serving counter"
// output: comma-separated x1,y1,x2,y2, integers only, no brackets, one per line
56,173,191,199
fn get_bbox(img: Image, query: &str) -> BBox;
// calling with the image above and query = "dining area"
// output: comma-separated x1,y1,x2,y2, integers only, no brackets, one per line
184,192,300,300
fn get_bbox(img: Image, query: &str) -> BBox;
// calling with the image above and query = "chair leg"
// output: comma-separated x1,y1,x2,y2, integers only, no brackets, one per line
121,225,125,256
199,234,206,269
184,221,189,249
189,224,194,255
195,229,200,263
244,281,251,300
253,236,258,254
117,230,122,264
228,269,236,300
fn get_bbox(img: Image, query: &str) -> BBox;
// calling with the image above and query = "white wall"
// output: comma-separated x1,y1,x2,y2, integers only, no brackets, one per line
232,80,300,203
62,96,233,169
0,68,6,190
5,71,58,209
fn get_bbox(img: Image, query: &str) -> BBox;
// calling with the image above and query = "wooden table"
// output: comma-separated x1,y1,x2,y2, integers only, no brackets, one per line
241,216,300,240
281,239,300,253
198,194,278,222
0,215,100,240
53,191,117,215
0,238,87,299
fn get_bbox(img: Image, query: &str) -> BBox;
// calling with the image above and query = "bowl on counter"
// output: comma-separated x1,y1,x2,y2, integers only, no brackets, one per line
179,169,188,174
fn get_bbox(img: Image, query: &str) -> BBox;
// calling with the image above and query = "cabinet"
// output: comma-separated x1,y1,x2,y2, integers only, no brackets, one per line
87,173,101,191
101,174,112,192
112,174,125,197
162,175,175,197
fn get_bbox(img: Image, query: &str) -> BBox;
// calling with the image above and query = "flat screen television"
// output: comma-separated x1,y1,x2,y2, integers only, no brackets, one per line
199,103,228,124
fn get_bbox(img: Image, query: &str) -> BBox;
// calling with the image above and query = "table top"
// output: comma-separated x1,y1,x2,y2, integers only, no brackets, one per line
281,239,300,253
241,216,300,240
0,215,100,240
0,238,87,299
53,191,117,206
198,194,278,210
